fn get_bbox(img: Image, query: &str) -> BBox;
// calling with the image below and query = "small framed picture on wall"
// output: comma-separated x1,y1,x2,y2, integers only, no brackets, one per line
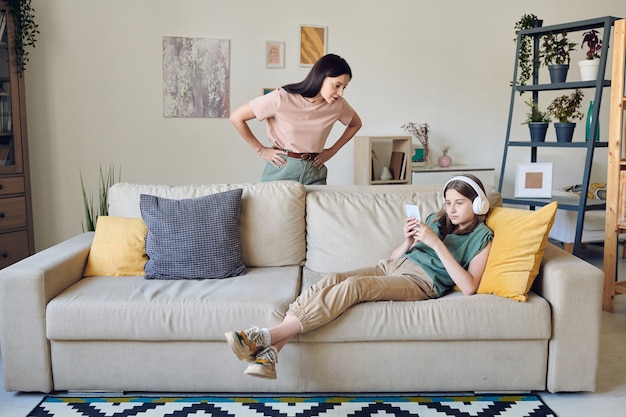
265,41,285,68
299,25,327,66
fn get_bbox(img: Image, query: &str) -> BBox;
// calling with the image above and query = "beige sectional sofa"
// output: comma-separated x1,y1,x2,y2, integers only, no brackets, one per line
0,181,603,394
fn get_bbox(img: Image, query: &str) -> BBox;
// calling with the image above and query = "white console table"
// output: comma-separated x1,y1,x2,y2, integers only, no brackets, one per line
411,165,495,186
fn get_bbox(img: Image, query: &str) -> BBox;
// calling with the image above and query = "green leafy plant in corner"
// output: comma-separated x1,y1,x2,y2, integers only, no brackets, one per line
522,100,551,124
547,89,584,123
80,164,121,232
513,13,541,94
6,0,39,76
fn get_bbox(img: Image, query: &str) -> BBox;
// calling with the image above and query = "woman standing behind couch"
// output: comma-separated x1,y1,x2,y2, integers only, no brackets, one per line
229,54,362,185
225,174,494,379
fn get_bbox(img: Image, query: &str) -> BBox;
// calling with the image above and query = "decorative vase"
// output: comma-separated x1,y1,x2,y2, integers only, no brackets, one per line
585,100,600,141
438,154,452,168
422,146,433,169
578,60,600,81
528,122,549,142
548,64,569,83
554,122,576,143
380,166,393,181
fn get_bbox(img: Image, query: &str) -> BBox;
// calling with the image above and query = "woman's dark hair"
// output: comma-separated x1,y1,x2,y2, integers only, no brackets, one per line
435,173,489,238
282,54,352,98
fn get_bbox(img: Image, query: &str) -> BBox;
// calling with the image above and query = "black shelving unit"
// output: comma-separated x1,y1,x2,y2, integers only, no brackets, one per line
498,16,621,257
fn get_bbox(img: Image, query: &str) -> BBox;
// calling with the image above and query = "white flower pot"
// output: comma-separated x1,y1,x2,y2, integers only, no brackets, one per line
578,60,600,81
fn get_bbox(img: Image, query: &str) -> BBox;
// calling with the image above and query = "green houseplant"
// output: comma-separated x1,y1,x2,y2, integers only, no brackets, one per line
523,100,551,142
579,29,602,81
539,31,577,83
80,164,121,231
547,89,584,142
513,13,542,93
6,0,39,76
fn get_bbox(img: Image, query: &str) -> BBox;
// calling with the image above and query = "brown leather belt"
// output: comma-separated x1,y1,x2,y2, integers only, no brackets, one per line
274,147,319,160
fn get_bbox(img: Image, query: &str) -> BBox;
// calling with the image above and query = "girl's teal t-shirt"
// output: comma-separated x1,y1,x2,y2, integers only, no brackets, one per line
403,212,493,295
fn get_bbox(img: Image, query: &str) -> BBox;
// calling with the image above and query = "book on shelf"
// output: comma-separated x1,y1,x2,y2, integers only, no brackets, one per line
389,151,405,180
0,12,6,42
400,152,407,180
0,98,11,133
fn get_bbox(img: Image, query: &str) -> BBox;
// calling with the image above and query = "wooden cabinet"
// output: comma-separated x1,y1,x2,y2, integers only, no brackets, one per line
0,2,34,268
354,136,412,185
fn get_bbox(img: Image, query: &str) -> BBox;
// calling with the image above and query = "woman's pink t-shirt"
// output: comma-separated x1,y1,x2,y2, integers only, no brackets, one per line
249,88,355,153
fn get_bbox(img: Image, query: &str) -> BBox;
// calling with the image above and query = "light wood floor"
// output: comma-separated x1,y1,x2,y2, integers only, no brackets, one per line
1,243,626,416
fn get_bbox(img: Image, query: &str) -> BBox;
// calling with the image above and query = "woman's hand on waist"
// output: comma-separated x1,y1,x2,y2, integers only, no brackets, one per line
258,146,287,168
313,148,336,168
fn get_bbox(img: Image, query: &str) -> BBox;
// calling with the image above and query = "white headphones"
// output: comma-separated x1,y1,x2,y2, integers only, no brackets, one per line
442,175,490,215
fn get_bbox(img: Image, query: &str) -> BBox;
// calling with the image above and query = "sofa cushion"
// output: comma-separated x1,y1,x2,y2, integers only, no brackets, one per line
83,216,148,277
141,190,246,279
108,181,306,267
478,202,558,302
46,266,300,341
305,189,442,273
304,185,501,274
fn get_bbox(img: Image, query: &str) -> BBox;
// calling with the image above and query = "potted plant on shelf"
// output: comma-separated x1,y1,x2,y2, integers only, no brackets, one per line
522,100,551,142
547,89,584,142
539,30,577,83
579,29,602,81
438,146,452,167
513,13,543,93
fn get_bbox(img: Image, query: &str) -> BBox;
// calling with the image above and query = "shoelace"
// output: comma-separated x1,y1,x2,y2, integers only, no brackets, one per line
244,326,267,348
256,346,278,364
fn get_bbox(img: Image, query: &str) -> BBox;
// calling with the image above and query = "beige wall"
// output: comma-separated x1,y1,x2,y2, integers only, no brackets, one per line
26,0,624,250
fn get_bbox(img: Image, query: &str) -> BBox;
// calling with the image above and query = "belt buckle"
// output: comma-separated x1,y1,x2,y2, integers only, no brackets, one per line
300,153,312,160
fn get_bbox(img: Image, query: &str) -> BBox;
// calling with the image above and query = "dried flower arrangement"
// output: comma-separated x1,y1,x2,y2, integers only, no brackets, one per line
401,122,430,149
402,122,432,167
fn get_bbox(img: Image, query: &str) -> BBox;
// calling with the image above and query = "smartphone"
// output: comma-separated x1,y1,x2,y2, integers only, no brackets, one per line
405,204,421,221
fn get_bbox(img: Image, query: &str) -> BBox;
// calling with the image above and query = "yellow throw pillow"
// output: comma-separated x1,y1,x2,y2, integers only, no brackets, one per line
83,216,148,277
477,202,558,302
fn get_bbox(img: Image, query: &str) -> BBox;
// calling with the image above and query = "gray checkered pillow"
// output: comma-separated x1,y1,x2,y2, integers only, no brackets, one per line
140,189,246,279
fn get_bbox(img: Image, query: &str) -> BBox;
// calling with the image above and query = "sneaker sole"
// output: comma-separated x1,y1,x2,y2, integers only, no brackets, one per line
244,365,276,380
224,331,256,362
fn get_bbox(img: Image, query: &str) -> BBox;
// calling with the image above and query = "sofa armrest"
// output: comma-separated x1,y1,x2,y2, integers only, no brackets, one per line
534,243,603,392
0,233,93,392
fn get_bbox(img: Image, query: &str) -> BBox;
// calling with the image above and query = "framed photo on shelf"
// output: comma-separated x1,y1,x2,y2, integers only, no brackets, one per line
262,87,276,95
299,25,327,66
265,41,285,68
514,162,553,198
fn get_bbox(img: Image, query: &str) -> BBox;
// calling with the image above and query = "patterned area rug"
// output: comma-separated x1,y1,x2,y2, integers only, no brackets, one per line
27,394,557,417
